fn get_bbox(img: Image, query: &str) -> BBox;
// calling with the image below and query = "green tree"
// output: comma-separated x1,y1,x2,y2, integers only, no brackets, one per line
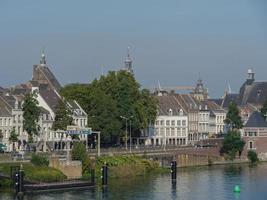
260,99,267,120
9,127,18,152
22,92,41,143
221,130,245,160
61,70,158,145
0,129,3,142
52,100,73,131
247,150,259,164
72,142,87,163
224,102,243,130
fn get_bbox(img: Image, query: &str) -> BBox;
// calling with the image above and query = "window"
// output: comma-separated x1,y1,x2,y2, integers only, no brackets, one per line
249,141,253,149
179,109,183,116
171,120,175,126
177,120,181,126
155,128,159,135
160,120,164,126
155,120,159,125
182,128,186,135
160,128,164,136
166,128,170,136
169,109,173,116
182,120,186,126
177,128,181,135
171,128,175,135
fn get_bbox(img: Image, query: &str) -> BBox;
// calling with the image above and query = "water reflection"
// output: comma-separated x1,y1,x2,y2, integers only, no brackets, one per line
2,164,267,200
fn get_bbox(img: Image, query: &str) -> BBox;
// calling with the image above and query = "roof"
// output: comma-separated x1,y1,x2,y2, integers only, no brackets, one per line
244,111,267,128
222,93,239,108
239,81,267,106
33,65,61,92
39,88,61,112
0,96,12,117
39,107,50,115
156,95,184,116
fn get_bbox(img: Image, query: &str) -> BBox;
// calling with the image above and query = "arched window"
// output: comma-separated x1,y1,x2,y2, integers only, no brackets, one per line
248,141,254,149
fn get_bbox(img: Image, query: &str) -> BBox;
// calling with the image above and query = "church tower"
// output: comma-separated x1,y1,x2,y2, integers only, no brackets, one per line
246,68,255,85
124,47,133,74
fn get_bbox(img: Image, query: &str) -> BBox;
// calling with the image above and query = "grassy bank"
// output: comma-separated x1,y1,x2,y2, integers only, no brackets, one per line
86,155,161,179
0,162,66,184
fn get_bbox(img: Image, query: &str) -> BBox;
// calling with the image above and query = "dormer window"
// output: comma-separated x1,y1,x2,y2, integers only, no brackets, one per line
179,109,183,116
168,109,173,116
199,105,202,110
205,105,208,110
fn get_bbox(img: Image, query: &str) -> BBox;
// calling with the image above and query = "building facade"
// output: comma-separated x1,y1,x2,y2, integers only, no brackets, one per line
0,53,88,152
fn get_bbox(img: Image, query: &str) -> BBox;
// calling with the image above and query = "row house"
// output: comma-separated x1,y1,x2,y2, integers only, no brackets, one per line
0,52,88,152
144,95,188,146
145,79,227,146
241,111,267,160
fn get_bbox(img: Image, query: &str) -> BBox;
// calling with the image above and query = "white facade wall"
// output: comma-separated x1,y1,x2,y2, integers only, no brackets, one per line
146,114,188,146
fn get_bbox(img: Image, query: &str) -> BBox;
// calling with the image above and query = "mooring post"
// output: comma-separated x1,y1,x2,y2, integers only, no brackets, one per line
18,169,24,195
101,163,108,186
171,160,177,180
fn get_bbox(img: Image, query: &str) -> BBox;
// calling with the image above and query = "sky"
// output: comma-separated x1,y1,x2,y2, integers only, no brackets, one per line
1,0,267,98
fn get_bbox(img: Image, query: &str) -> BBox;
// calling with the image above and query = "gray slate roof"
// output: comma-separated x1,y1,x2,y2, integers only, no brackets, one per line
239,81,267,106
244,111,267,128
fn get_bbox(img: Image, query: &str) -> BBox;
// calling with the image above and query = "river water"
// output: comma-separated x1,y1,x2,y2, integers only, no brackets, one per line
1,163,267,200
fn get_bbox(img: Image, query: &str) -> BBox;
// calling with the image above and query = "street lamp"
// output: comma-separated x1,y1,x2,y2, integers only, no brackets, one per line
129,116,134,153
120,115,133,151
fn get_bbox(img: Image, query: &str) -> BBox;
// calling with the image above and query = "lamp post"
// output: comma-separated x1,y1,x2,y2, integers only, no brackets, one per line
120,115,133,151
129,117,133,153
121,116,128,150
92,131,101,157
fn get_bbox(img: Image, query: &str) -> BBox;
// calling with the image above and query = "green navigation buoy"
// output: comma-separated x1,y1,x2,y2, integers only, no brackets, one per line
234,185,241,193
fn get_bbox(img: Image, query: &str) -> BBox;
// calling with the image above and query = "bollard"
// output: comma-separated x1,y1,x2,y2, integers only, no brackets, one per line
171,161,177,180
101,164,108,186
13,170,24,195
18,170,24,194
13,171,20,194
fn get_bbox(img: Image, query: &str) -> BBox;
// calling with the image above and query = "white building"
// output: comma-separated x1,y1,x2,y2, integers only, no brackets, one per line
145,95,188,146
0,53,88,152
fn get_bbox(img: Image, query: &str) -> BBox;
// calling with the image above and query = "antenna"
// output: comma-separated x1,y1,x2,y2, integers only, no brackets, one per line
227,82,232,94
158,80,162,91
101,65,104,76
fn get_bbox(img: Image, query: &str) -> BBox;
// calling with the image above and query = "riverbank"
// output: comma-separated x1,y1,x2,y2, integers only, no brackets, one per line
93,155,161,179
0,162,67,189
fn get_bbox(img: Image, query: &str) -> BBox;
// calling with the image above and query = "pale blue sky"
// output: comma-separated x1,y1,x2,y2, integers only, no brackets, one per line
1,0,267,97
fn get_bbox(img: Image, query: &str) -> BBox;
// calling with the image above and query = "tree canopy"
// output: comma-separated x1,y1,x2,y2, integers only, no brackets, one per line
224,101,243,130
52,100,73,131
22,92,41,143
61,70,158,144
221,130,245,160
9,127,18,151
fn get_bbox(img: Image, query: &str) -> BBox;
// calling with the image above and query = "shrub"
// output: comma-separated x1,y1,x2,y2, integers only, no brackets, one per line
247,150,259,163
31,154,49,166
72,142,87,162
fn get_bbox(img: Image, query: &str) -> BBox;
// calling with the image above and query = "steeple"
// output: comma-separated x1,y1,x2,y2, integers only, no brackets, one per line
246,68,255,85
40,49,46,66
124,46,133,73
191,75,209,100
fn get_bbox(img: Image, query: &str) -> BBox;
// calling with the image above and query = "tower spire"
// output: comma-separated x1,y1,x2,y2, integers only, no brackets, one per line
124,46,133,74
40,48,46,65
